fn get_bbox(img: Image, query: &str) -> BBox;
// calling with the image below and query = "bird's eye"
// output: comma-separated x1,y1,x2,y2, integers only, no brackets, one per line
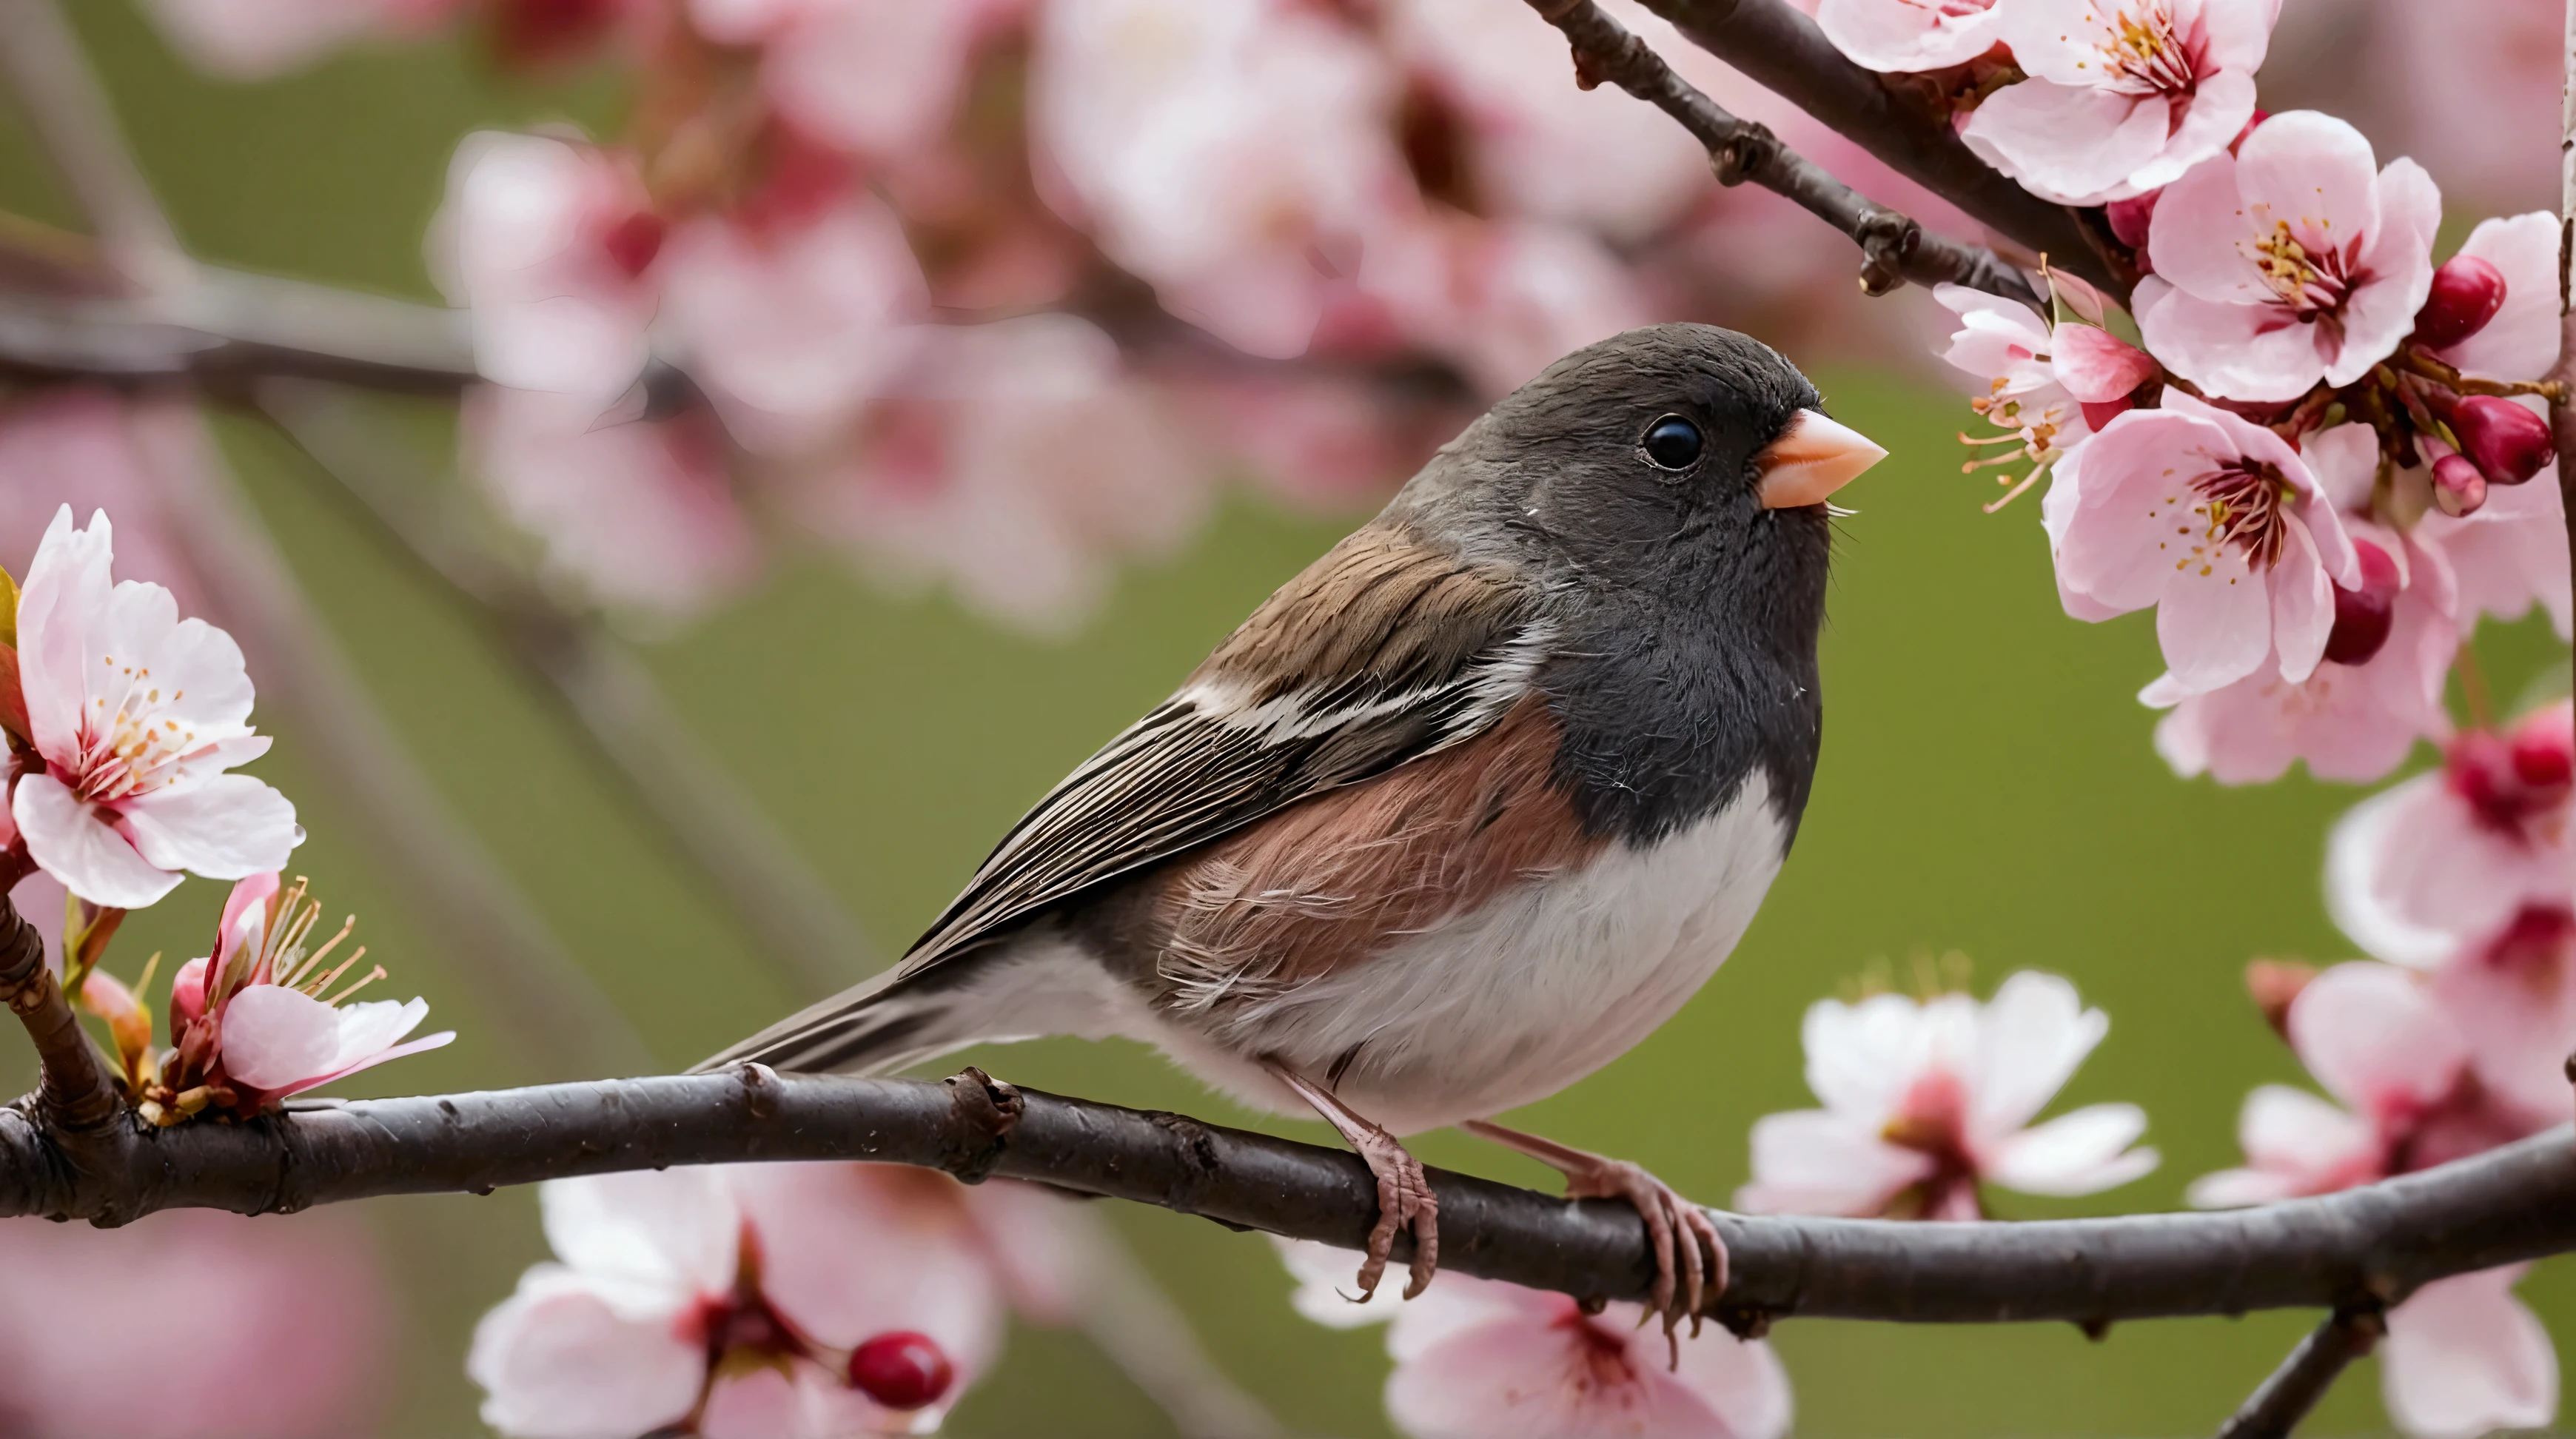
1640,415,1703,472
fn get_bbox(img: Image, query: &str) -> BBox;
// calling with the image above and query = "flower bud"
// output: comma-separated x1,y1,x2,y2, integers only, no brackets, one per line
171,956,209,1027
850,1332,953,1412
2453,395,2552,487
2105,191,2159,273
2509,704,2575,794
2431,453,2487,517
600,211,665,281
2413,254,2507,350
2321,539,2400,665
2448,708,2573,831
2243,959,2316,1041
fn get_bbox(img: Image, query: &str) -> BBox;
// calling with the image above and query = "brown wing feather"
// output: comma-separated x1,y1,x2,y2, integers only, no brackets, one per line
896,523,1549,977
1148,694,1604,1013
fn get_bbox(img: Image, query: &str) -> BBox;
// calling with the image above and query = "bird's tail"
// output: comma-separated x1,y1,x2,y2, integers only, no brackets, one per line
688,962,997,1077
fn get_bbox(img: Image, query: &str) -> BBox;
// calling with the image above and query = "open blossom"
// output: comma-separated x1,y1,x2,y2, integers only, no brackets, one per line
690,0,1011,167
139,872,452,1122
1965,0,2276,204
474,1164,1080,1439
2134,112,2440,401
2327,702,2574,960
8,507,302,908
1933,283,2153,511
2144,425,2459,784
793,314,1209,634
1818,0,2010,72
1276,1239,1791,1439
2190,962,2553,1437
1737,971,2157,1219
1032,0,1414,360
2048,393,2360,694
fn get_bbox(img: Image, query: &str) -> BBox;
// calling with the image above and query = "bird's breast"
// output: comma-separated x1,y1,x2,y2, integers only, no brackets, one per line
1148,771,1790,1136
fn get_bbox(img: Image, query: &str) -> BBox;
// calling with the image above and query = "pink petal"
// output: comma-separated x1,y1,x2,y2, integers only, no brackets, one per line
759,0,979,160
2233,112,2385,263
2053,409,2227,612
468,1265,705,1439
13,504,116,766
2287,962,2469,1116
1960,81,2171,206
2442,212,2563,382
1799,992,1936,1118
538,1169,741,1310
2382,1267,2557,1439
1985,1104,2158,1195
2134,281,2330,401
2116,68,2259,196
1816,0,2005,71
2237,1084,2381,1190
2430,922,2576,1125
2154,540,2273,693
2328,158,2443,387
1965,970,2107,1136
1386,1305,1785,1439
13,771,180,909
2304,422,2383,514
118,772,303,881
218,871,281,959
2267,524,2335,685
2049,325,2158,403
728,1162,1007,1373
2041,456,2130,622
217,984,342,1091
702,1359,898,1439
1736,1110,1932,1216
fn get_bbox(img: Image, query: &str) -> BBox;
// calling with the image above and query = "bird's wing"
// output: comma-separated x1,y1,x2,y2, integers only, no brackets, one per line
898,523,1553,976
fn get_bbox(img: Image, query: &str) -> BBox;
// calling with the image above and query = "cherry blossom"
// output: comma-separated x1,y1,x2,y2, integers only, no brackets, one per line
2381,1265,2560,1439
2326,702,2574,960
473,1164,1080,1438
2047,393,2361,693
691,0,1012,167
137,872,452,1122
436,131,664,402
1276,1238,1791,1439
2421,907,2576,1125
1965,0,2278,204
1818,0,2011,73
142,0,457,79
2423,213,2562,384
2415,467,2572,639
2190,961,2555,1436
2143,426,2458,784
2133,112,2440,401
0,1207,392,1438
1737,971,2158,1220
792,314,1209,634
1031,0,1415,359
463,387,760,621
1932,284,2130,512
8,507,302,908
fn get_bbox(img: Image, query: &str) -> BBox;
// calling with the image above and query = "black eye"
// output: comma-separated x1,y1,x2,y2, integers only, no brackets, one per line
1640,415,1703,471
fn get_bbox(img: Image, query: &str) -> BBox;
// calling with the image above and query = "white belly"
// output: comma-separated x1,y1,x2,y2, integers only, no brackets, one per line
1144,774,1789,1134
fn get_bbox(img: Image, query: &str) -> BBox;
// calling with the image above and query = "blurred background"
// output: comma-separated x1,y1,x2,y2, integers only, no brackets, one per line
0,1,2569,1435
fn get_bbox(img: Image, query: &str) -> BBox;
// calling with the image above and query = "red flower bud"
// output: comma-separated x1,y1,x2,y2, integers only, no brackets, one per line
600,210,665,281
2431,452,2487,517
2453,395,2552,487
850,1332,954,1412
2509,705,2575,794
2321,539,2400,665
2244,959,2317,1041
2105,191,2159,273
2414,254,2507,350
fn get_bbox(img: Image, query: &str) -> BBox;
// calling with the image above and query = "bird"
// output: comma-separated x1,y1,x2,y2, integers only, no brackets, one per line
697,322,1885,1332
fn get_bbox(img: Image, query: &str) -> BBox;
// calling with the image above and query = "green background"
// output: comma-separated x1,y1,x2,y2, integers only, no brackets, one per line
2,7,2567,1435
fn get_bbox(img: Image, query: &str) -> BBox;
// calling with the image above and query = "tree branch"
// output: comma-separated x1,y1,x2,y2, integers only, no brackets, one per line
1526,0,2037,306
0,272,478,395
1634,0,2124,298
2212,1306,2384,1439
2552,0,2576,668
4,1052,2569,1332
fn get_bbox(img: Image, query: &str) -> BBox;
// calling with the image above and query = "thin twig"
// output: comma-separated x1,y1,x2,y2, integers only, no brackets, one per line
2,1037,2572,1331
0,0,190,293
132,399,655,1079
1634,0,2123,299
254,380,880,997
0,898,121,1141
2213,1307,2385,1439
1526,0,2037,306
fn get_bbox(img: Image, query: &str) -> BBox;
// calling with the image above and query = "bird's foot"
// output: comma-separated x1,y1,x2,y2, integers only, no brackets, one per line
1462,1119,1723,1358
1267,1062,1438,1301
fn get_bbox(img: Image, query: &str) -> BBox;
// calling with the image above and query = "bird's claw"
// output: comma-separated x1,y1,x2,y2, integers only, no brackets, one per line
1563,1157,1724,1363
1347,1121,1439,1301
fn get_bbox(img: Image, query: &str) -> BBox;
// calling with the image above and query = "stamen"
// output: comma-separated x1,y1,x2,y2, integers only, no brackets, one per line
321,959,384,1007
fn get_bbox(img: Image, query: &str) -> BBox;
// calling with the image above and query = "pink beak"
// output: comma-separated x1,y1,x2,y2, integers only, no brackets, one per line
1756,409,1887,509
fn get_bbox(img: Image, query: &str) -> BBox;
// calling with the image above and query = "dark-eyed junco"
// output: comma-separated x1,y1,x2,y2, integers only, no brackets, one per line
700,323,1885,1329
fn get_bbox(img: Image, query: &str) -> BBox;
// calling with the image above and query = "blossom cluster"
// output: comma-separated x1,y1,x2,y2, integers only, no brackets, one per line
135,0,1968,633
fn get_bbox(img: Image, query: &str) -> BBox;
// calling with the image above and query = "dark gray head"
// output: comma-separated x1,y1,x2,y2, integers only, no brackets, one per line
1392,323,1887,846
